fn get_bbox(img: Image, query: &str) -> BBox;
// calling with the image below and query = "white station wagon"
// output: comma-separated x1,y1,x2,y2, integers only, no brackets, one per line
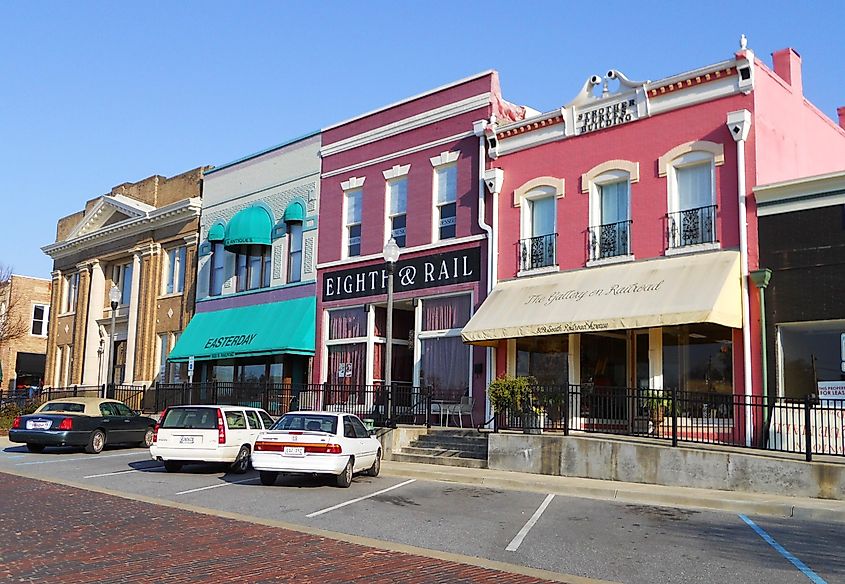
251,411,381,488
150,405,274,473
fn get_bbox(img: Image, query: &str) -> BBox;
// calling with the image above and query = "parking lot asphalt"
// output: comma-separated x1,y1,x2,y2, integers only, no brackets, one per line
1,442,842,584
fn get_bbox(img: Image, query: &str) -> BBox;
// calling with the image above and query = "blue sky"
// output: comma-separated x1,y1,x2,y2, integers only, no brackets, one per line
2,0,843,278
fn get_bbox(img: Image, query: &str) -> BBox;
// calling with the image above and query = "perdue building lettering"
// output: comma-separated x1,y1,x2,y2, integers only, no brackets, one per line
323,247,481,301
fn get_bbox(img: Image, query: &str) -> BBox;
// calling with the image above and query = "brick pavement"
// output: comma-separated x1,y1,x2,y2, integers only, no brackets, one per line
0,472,562,583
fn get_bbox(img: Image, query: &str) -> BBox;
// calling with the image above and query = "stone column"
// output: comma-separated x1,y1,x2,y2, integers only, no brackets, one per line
71,265,91,385
44,270,62,387
123,250,143,384
81,260,105,385
133,244,160,383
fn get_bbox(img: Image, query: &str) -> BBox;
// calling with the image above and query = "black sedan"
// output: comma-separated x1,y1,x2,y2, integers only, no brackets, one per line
9,397,157,454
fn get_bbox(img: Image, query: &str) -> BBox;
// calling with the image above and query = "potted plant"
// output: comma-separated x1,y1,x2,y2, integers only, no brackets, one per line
489,375,543,434
641,389,670,429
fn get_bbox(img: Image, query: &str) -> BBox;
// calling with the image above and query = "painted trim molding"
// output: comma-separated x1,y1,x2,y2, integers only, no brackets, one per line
658,141,725,177
430,150,460,167
513,177,565,207
581,160,640,193
340,176,366,191
382,164,411,180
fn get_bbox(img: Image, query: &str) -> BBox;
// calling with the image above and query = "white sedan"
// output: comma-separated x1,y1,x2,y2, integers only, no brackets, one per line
251,411,381,488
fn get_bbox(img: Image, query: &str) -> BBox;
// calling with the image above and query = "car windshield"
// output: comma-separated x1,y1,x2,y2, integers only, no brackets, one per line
272,414,338,434
39,402,85,413
161,408,218,429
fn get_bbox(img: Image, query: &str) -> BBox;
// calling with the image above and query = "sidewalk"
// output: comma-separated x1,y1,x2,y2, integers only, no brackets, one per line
381,459,845,522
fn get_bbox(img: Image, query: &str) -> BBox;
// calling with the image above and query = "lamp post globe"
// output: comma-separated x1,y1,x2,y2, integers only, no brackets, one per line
108,285,122,310
382,237,400,427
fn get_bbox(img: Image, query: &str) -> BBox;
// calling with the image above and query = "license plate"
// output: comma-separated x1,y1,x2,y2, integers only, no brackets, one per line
179,436,195,444
283,446,305,456
26,420,51,430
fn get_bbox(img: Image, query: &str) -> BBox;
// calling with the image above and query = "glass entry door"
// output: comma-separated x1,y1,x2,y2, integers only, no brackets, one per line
580,332,628,428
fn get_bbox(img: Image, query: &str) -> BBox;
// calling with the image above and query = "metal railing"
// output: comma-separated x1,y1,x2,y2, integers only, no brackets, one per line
152,382,437,428
493,384,845,461
667,204,717,248
519,233,557,271
588,220,631,261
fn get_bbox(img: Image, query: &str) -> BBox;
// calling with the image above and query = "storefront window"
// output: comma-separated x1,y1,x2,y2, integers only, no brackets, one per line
327,344,366,404
663,324,733,394
419,295,471,396
779,320,845,399
517,335,568,386
580,332,627,388
329,307,367,340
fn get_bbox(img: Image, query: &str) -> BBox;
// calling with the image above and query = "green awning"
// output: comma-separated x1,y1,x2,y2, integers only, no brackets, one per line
207,222,225,242
224,205,273,250
169,296,315,362
283,201,305,223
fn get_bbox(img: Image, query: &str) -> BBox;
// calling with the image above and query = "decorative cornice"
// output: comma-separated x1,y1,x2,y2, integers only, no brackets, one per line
382,164,411,180
495,110,565,142
429,151,460,167
320,93,491,158
647,64,737,99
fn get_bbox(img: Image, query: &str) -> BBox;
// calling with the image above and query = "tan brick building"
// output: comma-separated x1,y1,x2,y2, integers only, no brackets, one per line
42,168,207,388
0,275,52,392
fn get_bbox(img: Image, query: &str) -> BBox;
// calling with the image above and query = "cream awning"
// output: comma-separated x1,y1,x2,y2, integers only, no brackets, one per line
462,250,742,344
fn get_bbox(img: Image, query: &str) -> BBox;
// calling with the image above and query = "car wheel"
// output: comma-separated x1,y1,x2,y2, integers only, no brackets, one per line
164,461,183,473
139,427,154,448
259,471,278,486
230,445,250,474
335,457,354,488
26,443,45,453
85,430,106,454
366,450,381,477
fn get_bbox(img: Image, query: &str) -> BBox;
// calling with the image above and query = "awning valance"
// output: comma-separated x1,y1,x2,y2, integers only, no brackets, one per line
462,250,742,345
224,205,273,251
207,222,225,242
169,296,316,362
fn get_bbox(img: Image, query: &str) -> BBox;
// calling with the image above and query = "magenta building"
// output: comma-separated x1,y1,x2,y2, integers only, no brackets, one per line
463,42,845,443
315,72,527,423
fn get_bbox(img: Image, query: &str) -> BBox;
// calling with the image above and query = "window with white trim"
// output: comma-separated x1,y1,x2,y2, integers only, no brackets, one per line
519,187,557,271
163,245,187,295
31,304,49,336
587,171,632,261
209,242,225,297
112,262,132,306
344,188,362,257
434,164,457,240
287,222,303,283
62,272,80,313
386,177,407,247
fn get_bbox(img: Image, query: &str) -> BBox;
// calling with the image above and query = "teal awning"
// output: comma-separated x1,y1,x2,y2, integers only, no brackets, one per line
283,201,305,223
169,296,316,362
207,222,225,242
224,205,273,250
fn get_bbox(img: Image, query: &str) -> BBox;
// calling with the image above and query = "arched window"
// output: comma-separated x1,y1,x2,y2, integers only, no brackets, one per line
287,221,303,283
581,160,639,263
513,177,565,273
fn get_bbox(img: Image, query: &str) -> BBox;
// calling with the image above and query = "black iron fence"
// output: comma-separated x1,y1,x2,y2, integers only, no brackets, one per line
152,382,437,427
493,384,845,461
518,233,557,271
667,204,717,248
588,220,631,261
0,385,152,412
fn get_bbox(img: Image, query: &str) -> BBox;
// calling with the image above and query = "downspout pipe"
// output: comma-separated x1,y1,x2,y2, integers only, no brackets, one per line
727,109,753,447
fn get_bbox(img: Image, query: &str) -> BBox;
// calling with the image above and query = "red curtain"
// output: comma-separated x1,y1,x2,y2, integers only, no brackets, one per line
422,295,471,331
329,308,366,340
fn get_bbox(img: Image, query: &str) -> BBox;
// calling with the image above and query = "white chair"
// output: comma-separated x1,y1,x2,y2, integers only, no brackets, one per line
448,396,474,428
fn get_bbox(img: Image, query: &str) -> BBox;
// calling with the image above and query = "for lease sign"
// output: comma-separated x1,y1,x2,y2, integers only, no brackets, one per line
818,381,845,401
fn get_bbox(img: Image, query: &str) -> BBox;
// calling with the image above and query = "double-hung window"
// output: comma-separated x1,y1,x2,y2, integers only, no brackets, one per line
31,304,49,336
236,245,270,292
163,246,187,295
434,164,457,240
582,161,637,263
63,272,79,313
287,222,303,283
209,242,225,297
387,177,407,247
113,262,132,306
345,188,362,257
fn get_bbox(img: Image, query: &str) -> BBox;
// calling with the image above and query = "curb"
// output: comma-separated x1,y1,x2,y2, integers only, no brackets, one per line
381,461,845,522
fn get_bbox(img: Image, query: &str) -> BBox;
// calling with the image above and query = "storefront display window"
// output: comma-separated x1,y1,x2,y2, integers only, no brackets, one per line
517,335,568,386
329,307,367,340
419,295,471,396
779,320,845,399
663,323,732,394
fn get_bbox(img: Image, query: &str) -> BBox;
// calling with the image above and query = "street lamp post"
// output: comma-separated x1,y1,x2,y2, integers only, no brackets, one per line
106,285,121,398
382,238,401,426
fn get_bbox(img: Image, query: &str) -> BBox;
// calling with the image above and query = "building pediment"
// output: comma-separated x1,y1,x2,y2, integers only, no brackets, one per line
64,195,155,241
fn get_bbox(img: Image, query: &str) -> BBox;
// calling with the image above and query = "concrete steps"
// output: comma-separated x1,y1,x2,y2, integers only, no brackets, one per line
394,429,488,469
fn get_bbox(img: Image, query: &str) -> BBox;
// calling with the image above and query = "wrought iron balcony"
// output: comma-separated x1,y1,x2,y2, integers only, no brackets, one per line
588,220,631,261
667,205,717,249
519,233,557,271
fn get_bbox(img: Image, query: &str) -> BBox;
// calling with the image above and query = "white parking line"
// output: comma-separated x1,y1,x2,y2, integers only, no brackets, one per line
306,479,416,518
83,469,142,479
175,477,257,495
15,452,145,466
506,493,555,552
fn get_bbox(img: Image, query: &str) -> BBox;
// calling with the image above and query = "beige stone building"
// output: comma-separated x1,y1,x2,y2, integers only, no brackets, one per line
42,168,206,388
0,275,52,392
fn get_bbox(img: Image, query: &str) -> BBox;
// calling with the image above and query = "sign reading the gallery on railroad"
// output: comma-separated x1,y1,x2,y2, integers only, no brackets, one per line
323,247,481,301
